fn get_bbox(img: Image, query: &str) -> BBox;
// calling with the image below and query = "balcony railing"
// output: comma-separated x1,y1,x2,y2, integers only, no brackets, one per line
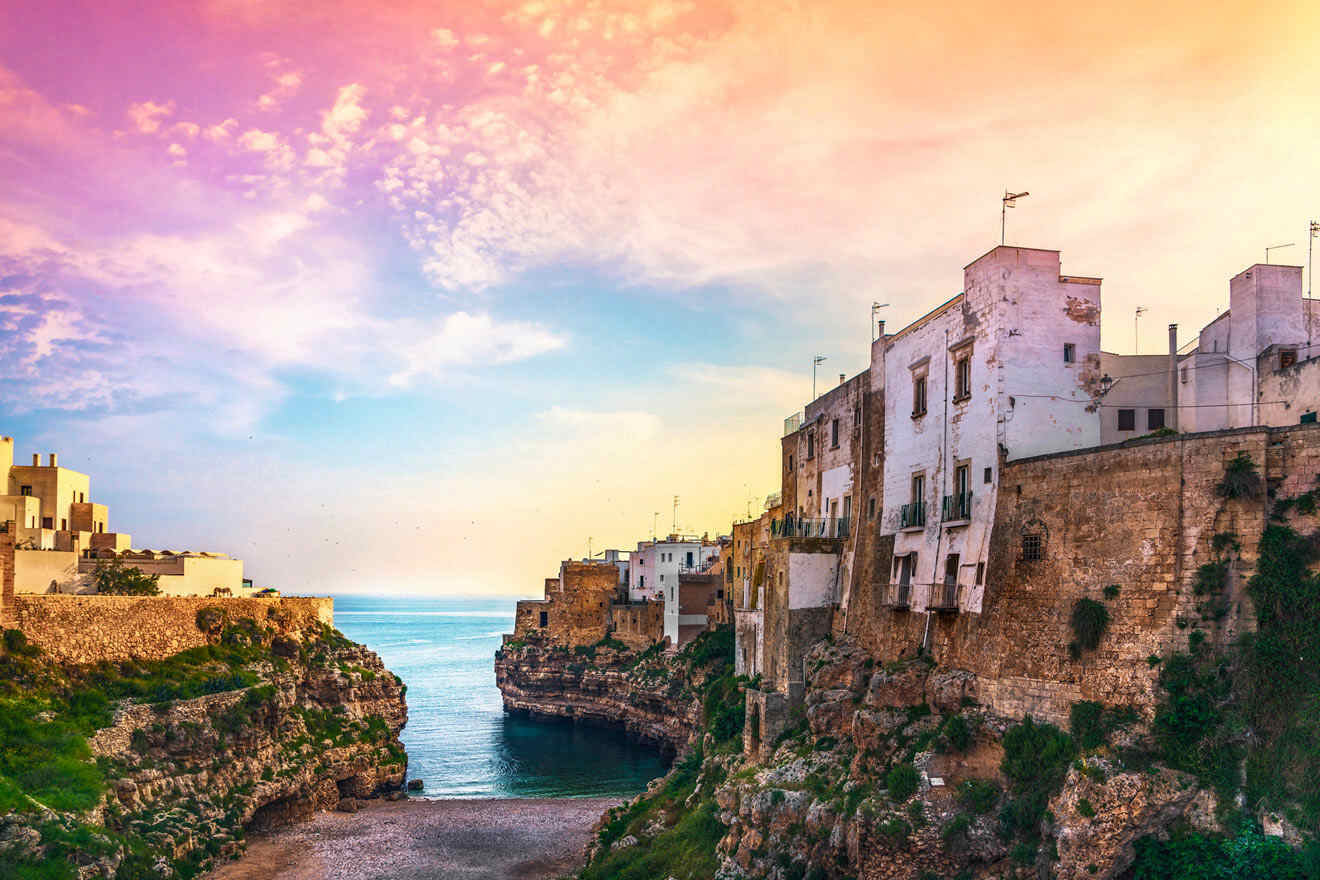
886,582,911,609
942,491,973,522
678,557,719,574
783,412,803,436
929,582,960,611
770,515,850,539
900,501,926,529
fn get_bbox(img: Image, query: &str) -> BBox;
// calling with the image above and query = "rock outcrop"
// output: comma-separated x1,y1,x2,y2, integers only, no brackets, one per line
0,616,408,878
495,638,702,753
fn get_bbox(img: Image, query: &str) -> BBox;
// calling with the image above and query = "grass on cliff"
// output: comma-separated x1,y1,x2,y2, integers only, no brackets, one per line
578,627,738,880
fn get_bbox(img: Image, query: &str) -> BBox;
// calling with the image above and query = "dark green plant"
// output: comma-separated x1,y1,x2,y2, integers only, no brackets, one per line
885,762,920,802
1215,453,1263,500
1103,584,1120,600
1070,599,1109,653
956,778,1000,815
942,814,971,849
945,714,972,752
1076,798,1095,818
1069,701,1106,750
92,558,160,596
1193,561,1228,596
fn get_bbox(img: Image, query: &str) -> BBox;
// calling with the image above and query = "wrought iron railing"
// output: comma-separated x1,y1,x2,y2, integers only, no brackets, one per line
770,516,850,539
900,501,926,529
886,582,911,608
942,491,973,522
929,582,960,611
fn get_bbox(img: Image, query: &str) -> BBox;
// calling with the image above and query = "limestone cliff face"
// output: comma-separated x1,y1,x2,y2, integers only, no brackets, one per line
0,622,408,879
494,639,701,753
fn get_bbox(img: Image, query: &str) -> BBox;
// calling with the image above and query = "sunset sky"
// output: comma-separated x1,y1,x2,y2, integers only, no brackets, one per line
2,0,1318,595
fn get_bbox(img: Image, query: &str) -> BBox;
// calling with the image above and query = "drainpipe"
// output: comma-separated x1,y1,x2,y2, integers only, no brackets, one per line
1168,324,1179,432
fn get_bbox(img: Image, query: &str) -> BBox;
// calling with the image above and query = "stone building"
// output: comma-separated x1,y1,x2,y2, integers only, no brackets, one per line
628,534,721,603
513,559,623,647
0,436,246,596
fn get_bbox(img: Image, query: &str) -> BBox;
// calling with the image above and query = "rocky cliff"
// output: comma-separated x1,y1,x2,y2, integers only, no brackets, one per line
0,607,407,879
494,636,706,753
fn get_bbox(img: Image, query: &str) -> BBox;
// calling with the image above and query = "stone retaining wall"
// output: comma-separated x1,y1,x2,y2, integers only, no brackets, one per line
7,594,334,664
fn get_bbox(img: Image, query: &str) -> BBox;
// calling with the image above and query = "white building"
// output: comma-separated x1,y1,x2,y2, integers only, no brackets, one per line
880,246,1103,616
627,535,719,603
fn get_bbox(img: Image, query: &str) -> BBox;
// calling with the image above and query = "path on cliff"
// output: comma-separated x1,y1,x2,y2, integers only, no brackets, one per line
205,797,618,880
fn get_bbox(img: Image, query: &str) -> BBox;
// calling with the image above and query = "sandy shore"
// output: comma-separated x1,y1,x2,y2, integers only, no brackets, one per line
205,797,620,880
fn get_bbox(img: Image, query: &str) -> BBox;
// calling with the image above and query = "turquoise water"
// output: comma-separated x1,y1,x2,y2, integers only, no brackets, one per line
332,595,670,798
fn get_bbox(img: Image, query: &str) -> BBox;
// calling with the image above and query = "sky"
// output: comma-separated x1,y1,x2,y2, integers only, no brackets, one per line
2,0,1319,596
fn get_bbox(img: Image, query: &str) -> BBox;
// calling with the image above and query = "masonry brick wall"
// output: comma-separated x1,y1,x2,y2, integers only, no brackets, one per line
0,524,14,626
511,562,619,648
9,595,334,664
841,426,1294,723
609,601,664,649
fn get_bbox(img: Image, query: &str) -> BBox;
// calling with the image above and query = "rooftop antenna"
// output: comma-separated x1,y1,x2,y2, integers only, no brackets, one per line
1309,221,1319,347
812,355,827,399
587,536,592,561
1135,306,1147,354
871,302,889,342
651,511,659,542
1265,242,1295,264
1001,190,1029,245
672,495,679,535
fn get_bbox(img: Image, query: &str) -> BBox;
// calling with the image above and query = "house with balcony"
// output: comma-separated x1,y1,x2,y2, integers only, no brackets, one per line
878,246,1104,618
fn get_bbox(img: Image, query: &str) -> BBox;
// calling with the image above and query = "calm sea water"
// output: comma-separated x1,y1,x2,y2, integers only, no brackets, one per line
331,594,670,799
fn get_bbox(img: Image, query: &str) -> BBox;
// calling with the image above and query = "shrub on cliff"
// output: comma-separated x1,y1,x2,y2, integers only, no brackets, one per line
885,762,920,802
1069,598,1109,658
1215,453,1263,500
92,559,160,596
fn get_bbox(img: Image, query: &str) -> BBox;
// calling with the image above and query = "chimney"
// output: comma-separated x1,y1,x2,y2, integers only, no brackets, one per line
48,453,57,468
839,373,846,386
1168,324,1179,432
876,320,885,337
32,454,39,466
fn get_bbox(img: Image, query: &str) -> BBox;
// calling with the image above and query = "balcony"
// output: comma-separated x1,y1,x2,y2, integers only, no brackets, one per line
899,501,926,530
885,582,912,609
941,491,973,523
783,412,803,436
771,515,850,540
929,582,960,612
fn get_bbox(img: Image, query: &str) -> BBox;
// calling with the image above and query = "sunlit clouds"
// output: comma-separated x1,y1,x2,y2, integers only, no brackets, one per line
2,0,1318,593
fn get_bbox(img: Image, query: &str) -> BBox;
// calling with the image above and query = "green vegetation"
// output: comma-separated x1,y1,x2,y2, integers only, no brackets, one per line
884,762,920,802
1132,828,1318,879
578,627,738,880
944,714,972,752
1069,598,1109,659
956,778,1000,815
1214,453,1263,500
998,717,1075,857
91,558,160,596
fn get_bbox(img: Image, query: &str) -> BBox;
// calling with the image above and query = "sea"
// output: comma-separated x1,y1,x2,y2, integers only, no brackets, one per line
332,594,670,799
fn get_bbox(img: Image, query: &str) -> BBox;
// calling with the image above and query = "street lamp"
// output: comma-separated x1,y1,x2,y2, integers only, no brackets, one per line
871,302,889,342
1265,242,1295,264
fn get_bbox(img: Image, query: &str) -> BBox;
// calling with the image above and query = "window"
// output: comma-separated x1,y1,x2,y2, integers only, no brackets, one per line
831,418,840,448
60,518,67,530
912,375,927,417
717,588,724,599
896,554,916,585
1181,366,1189,384
1148,408,1166,431
539,611,548,627
868,496,876,519
976,562,985,585
853,403,861,427
944,553,960,586
41,517,52,529
19,485,31,496
954,464,969,498
807,432,815,459
911,473,925,505
1280,348,1298,369
1302,412,1318,425
686,551,694,566
1117,409,1136,431
983,466,992,484
1063,343,1076,363
954,354,971,401
1021,534,1042,562
789,455,794,470
639,576,645,588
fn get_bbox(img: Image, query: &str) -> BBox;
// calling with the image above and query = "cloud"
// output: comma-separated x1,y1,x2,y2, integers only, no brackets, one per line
126,100,174,133
386,311,567,386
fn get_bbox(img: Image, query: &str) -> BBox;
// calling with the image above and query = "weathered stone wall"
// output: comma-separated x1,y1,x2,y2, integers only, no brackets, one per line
511,561,619,648
9,595,334,664
0,523,13,623
842,426,1287,723
609,600,663,649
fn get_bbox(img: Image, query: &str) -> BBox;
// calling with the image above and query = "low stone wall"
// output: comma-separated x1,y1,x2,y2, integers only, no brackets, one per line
7,595,334,664
609,601,663,649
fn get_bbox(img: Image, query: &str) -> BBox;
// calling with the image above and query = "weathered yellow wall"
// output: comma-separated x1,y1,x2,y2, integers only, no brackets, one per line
13,549,84,594
8,595,334,664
